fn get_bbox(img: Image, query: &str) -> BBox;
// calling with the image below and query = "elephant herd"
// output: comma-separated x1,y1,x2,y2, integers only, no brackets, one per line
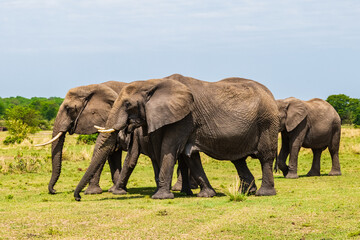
36,74,342,201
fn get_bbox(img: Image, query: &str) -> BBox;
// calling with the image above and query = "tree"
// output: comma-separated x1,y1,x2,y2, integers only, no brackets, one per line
326,94,351,123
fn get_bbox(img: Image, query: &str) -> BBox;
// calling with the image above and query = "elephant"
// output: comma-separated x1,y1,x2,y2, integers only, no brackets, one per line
74,74,280,200
276,97,342,178
36,81,126,194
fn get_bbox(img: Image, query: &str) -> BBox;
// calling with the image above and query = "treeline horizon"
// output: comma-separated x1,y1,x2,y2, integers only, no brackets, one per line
1,94,360,128
0,96,63,130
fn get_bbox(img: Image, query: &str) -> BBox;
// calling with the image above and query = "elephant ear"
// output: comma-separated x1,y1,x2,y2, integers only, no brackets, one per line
145,79,194,134
285,98,307,132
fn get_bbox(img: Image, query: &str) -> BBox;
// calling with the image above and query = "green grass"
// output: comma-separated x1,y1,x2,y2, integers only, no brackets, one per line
0,129,360,239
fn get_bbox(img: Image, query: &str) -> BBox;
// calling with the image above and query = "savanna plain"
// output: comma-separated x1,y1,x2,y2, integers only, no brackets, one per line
0,127,360,239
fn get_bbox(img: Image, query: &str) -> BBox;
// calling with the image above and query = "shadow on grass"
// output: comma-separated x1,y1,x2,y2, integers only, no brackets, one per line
274,173,332,179
93,187,227,200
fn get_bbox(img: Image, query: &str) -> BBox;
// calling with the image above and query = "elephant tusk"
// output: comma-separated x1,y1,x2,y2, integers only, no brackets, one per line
98,128,116,133
34,132,63,147
94,125,106,130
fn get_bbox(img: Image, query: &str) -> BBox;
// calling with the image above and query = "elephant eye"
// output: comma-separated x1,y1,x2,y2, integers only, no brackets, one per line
124,101,131,109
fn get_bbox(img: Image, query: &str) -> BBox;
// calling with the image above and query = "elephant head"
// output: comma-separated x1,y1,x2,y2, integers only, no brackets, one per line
36,82,122,194
103,78,194,134
74,78,194,200
277,97,307,132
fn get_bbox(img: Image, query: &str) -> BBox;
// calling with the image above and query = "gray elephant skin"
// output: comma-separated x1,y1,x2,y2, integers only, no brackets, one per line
41,81,126,194
74,74,280,201
277,97,342,179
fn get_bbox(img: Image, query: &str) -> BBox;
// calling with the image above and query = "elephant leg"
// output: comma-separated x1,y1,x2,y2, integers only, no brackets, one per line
182,152,216,198
286,134,305,179
151,158,160,191
112,136,140,195
189,171,199,189
107,148,122,192
255,156,276,196
328,127,342,176
231,158,257,195
307,149,322,176
84,161,104,195
177,155,193,195
278,136,290,177
172,164,199,191
171,164,183,191
151,149,177,199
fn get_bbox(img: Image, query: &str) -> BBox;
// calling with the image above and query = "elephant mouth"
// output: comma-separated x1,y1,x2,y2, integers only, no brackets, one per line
127,118,145,133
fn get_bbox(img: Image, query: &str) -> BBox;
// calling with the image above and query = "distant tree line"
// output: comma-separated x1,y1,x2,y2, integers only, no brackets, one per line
0,96,63,144
0,96,63,122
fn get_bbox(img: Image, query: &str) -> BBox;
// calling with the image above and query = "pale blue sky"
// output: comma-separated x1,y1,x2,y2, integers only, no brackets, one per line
1,0,359,99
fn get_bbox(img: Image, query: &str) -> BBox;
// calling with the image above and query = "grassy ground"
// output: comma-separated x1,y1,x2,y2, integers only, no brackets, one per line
0,128,360,239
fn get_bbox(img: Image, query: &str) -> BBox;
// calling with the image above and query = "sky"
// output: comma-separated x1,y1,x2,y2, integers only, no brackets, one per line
0,0,359,100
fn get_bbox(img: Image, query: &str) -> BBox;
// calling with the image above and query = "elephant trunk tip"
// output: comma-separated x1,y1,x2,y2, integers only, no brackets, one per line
74,192,81,201
48,187,56,194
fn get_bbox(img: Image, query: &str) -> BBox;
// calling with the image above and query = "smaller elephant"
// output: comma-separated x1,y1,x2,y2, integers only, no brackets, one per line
277,97,342,178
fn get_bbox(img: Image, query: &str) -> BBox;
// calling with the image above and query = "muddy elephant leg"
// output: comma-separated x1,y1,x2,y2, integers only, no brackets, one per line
307,149,322,176
328,127,342,176
182,152,216,198
231,158,257,195
107,148,122,192
84,161,105,195
255,156,276,196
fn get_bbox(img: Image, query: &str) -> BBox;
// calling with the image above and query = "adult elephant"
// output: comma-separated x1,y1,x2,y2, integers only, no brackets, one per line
74,74,279,200
36,81,126,194
276,97,342,178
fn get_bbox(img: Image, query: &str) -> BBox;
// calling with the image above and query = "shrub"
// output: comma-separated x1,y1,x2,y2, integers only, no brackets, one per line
3,120,34,145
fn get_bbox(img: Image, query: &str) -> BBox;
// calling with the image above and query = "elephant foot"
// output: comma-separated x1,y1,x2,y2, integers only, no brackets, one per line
171,181,182,191
280,167,289,177
151,190,174,199
190,182,199,189
306,169,320,177
328,169,342,176
112,188,128,195
180,188,193,196
84,185,103,195
255,186,276,196
197,188,216,198
74,193,81,201
108,184,116,193
285,172,299,179
242,184,257,195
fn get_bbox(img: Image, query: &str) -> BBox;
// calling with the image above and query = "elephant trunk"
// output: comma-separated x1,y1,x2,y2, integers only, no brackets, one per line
49,130,66,194
74,131,118,201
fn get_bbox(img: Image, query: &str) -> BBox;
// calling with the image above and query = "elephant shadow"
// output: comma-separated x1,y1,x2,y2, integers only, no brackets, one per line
274,173,333,179
97,187,227,200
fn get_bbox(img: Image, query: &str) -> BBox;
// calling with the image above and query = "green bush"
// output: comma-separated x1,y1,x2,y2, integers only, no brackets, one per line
76,133,99,144
3,106,42,145
3,120,34,145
